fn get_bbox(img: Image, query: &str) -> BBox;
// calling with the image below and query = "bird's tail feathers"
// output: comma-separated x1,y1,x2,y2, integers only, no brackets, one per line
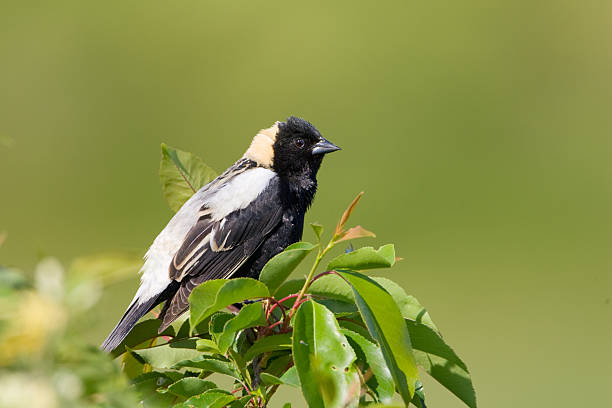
100,295,158,353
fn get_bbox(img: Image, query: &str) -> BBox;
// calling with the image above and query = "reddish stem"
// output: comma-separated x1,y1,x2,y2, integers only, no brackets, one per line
309,269,338,284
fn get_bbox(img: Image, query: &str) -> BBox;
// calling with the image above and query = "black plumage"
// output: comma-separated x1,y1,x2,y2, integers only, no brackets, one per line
101,117,340,352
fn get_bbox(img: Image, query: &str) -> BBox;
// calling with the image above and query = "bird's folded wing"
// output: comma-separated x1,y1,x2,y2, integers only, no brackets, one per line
169,197,283,283
159,194,283,330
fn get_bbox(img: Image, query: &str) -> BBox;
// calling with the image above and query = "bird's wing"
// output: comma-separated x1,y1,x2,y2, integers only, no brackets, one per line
159,185,283,329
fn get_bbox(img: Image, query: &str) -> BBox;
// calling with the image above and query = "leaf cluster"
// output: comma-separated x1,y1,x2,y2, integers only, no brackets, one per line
105,145,477,407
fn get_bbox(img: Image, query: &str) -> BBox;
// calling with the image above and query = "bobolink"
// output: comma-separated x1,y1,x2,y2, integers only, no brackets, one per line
101,117,340,352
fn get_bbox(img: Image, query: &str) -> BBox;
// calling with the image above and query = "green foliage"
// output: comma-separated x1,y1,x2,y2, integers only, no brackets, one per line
1,144,476,407
188,278,269,329
159,143,218,213
0,257,141,407
98,147,477,407
258,242,317,295
293,300,360,407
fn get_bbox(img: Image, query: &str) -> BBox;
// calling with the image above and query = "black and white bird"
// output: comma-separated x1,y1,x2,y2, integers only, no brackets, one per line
101,117,340,352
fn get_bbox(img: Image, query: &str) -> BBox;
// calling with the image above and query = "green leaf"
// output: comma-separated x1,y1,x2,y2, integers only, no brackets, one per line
274,278,306,308
308,273,354,303
216,303,266,354
243,333,292,362
189,278,269,330
341,328,394,404
229,396,253,408
411,381,426,408
407,320,476,408
260,366,300,388
160,378,216,398
196,338,220,354
373,277,438,332
128,339,200,369
280,366,300,387
173,356,241,379
310,223,324,243
132,372,177,407
111,318,175,358
327,244,396,271
209,312,234,344
259,242,317,294
293,300,360,408
259,372,284,386
338,271,419,404
159,143,217,213
174,389,236,408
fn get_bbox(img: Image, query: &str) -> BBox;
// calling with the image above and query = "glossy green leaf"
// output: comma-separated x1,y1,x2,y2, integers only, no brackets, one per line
174,389,236,408
407,320,476,408
327,244,396,271
338,271,419,404
128,339,200,369
308,273,354,303
374,277,438,332
209,312,234,344
111,318,175,358
259,242,317,294
159,143,217,213
341,328,394,404
293,300,360,408
189,278,269,330
160,378,216,398
196,339,220,354
216,303,266,354
243,333,292,362
173,355,241,379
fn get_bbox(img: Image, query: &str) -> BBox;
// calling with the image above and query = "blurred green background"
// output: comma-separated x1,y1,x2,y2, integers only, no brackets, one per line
1,0,610,406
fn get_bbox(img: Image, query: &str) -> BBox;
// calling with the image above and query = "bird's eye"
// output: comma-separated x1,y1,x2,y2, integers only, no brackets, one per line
295,138,305,149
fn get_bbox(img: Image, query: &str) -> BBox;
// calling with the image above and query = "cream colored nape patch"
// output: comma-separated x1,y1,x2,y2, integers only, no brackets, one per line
243,122,279,168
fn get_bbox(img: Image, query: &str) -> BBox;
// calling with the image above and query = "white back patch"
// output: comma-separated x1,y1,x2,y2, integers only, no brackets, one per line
133,160,276,305
207,167,276,220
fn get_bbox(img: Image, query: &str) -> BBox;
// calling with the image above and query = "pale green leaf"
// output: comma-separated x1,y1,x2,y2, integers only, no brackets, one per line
243,333,292,362
341,328,394,404
159,143,217,213
338,271,419,404
189,278,269,330
128,339,199,370
159,378,216,398
173,355,241,379
216,303,266,354
327,244,396,271
293,300,360,408
259,242,317,294
173,389,235,408
408,320,476,408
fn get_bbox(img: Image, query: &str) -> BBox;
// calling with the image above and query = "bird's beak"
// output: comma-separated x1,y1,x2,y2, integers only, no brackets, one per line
312,137,341,155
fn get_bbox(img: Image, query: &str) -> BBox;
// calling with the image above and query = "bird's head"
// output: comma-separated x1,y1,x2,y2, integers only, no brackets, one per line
244,116,340,178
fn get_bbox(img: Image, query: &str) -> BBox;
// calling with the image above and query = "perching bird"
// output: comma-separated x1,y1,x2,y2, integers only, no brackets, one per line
101,117,340,352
